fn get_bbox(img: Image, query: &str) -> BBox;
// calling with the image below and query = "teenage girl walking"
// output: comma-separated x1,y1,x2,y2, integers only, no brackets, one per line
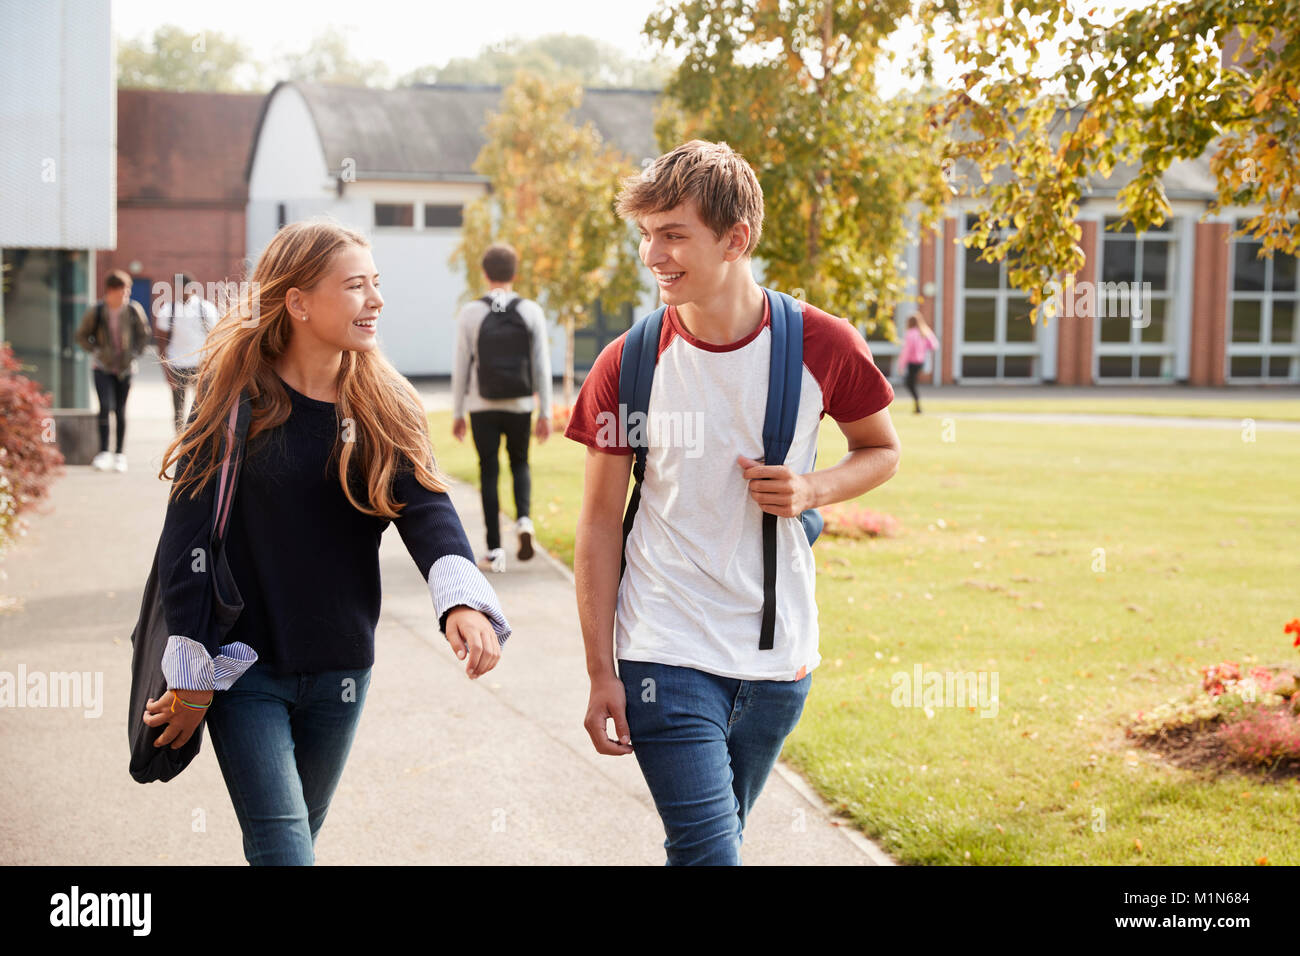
898,312,938,414
141,219,511,865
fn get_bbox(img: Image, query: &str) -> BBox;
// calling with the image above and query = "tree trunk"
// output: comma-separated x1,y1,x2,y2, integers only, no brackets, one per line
563,311,576,407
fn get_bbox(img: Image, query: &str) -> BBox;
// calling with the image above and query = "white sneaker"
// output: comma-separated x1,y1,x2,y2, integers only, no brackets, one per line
114,453,128,473
516,516,535,561
479,548,506,573
91,451,113,472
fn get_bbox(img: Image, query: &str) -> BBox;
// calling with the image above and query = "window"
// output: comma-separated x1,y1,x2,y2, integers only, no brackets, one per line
1,248,91,408
957,214,1039,381
1226,219,1299,382
424,204,463,228
374,203,414,228
861,301,901,377
573,300,635,375
1094,216,1176,381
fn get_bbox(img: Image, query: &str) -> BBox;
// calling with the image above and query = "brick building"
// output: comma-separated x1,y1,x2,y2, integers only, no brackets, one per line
98,89,263,322
867,167,1297,388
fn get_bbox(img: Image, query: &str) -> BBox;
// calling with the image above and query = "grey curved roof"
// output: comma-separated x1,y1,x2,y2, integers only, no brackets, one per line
250,81,660,182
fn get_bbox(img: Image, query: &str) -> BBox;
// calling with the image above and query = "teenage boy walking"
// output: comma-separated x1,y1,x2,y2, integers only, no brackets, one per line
75,269,151,472
154,274,218,435
565,140,901,865
451,243,553,572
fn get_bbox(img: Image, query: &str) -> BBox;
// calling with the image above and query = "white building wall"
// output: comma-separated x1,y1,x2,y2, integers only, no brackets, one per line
246,88,645,376
246,84,335,262
0,0,114,248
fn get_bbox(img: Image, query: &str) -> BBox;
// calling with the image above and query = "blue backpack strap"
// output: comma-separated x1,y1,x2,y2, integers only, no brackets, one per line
761,289,803,467
617,306,665,580
759,289,820,650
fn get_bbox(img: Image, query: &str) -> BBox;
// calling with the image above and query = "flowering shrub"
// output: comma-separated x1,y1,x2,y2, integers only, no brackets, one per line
0,470,17,563
1218,710,1300,766
1129,622,1300,772
0,344,64,559
820,501,901,539
1200,661,1241,697
1128,696,1222,738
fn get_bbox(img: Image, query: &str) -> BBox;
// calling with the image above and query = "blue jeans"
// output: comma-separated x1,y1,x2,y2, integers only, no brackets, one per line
618,659,812,866
205,661,372,865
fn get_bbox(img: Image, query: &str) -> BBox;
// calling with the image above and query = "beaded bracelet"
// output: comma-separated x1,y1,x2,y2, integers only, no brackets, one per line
170,694,212,714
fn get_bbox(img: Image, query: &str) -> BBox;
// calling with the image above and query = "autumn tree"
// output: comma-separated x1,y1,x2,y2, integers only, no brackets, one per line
644,0,953,336
117,24,262,91
452,72,644,404
926,0,1300,313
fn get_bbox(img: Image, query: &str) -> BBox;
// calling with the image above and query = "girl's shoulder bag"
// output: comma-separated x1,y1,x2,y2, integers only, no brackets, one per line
127,390,252,783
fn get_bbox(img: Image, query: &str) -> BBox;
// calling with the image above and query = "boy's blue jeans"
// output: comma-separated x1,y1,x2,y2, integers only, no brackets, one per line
205,661,372,865
618,659,812,866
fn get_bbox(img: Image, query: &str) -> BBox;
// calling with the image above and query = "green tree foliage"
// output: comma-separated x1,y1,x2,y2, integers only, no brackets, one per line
402,33,670,89
117,25,262,92
644,0,953,336
927,0,1300,314
279,27,391,87
452,73,645,404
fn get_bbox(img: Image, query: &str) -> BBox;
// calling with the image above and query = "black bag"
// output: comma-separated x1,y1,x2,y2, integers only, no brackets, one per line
127,392,251,783
474,293,534,399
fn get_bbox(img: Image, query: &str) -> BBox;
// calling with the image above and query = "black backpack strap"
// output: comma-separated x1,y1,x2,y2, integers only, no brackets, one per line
759,289,806,650
617,306,666,580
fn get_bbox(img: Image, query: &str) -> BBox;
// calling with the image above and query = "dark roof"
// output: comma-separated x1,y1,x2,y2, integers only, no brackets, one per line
249,81,660,182
117,89,264,204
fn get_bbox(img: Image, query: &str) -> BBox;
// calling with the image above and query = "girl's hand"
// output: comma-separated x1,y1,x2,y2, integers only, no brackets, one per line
444,606,502,680
142,689,213,749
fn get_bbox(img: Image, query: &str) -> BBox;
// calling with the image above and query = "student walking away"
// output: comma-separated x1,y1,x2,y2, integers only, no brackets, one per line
450,243,553,573
155,274,218,435
142,219,511,866
75,269,151,472
566,141,902,865
898,312,938,414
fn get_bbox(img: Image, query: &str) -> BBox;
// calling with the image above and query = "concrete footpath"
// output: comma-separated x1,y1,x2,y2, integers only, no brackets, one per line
0,357,888,866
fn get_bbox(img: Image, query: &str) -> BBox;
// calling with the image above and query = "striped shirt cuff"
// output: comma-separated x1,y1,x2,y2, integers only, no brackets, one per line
161,635,259,691
429,554,512,646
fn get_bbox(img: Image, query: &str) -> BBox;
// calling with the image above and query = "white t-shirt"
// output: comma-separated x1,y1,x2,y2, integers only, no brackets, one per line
156,296,218,370
565,294,895,681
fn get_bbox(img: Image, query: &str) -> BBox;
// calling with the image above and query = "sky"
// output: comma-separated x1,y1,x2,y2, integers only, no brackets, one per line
113,0,671,79
112,0,1166,97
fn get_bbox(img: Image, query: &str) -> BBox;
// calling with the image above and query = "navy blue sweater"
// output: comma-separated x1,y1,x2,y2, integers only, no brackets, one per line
157,377,509,683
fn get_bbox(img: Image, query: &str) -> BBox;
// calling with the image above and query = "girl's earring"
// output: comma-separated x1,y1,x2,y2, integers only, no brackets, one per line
301,313,308,322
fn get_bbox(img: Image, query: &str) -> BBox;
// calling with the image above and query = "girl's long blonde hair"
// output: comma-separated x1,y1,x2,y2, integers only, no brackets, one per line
159,218,447,517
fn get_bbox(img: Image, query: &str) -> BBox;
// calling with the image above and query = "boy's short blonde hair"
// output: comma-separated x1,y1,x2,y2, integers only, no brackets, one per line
616,140,764,257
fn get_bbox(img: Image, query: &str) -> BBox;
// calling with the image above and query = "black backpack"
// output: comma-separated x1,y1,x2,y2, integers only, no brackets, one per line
474,293,534,399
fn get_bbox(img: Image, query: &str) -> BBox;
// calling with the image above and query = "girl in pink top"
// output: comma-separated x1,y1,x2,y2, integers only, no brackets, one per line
899,313,937,414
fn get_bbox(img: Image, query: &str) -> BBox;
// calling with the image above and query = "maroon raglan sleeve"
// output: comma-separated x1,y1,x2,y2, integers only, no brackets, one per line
801,304,895,422
564,333,634,455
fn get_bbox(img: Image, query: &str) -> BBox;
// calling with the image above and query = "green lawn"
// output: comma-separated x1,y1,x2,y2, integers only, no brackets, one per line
427,404,1300,865
915,396,1300,422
